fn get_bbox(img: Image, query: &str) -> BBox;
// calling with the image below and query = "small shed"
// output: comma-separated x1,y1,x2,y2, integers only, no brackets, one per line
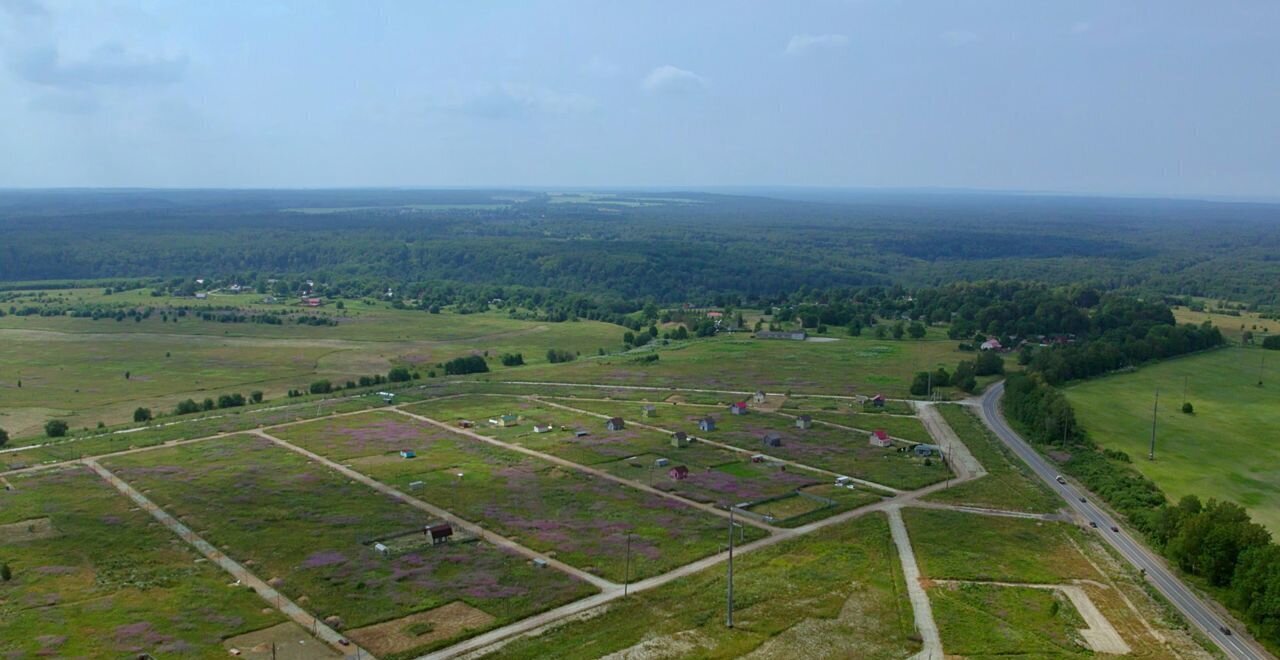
795,415,813,429
373,542,390,557
409,480,424,492
655,457,671,467
457,420,475,428
872,394,886,408
642,404,657,417
399,449,416,459
699,417,717,432
869,429,893,447
533,424,553,433
574,430,590,438
379,391,396,404
835,476,855,488
671,431,690,448
425,523,453,545
762,433,783,447
753,390,766,403
490,415,518,427
668,465,690,481
606,417,626,431
913,444,941,457
729,402,748,416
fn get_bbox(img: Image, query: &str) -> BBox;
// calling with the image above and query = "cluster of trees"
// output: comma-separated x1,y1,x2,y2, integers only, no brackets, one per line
546,348,577,364
1002,373,1280,645
1264,335,1280,350
443,355,489,375
500,353,524,366
1027,321,1224,384
911,352,1005,395
173,391,263,416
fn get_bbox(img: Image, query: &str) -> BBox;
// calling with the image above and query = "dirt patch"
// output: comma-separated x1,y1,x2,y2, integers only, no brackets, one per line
599,629,713,660
346,601,496,656
223,622,341,659
0,517,61,544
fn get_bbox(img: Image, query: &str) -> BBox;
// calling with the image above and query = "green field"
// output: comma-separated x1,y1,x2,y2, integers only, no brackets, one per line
931,583,1090,656
101,435,594,655
924,404,1061,513
486,513,919,659
489,334,972,398
0,294,623,438
905,508,1099,584
0,466,282,656
1063,347,1280,534
271,411,757,581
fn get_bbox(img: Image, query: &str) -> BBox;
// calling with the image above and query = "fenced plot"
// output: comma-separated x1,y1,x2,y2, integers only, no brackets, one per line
101,435,595,656
272,411,760,582
0,466,282,657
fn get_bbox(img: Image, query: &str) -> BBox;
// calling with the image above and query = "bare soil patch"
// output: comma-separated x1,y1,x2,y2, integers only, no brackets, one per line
0,517,60,544
346,601,496,656
223,622,341,659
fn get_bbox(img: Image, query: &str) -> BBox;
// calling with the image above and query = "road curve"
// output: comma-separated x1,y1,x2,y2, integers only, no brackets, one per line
976,381,1270,660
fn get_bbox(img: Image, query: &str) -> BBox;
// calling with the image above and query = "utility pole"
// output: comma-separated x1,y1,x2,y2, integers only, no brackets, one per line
1148,389,1159,461
624,532,631,597
726,508,735,628
1182,375,1188,407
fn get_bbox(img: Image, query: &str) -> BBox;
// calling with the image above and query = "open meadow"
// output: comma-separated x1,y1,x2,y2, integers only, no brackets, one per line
1063,347,1280,534
924,404,1061,513
482,513,920,660
271,411,754,581
0,466,282,657
101,435,595,657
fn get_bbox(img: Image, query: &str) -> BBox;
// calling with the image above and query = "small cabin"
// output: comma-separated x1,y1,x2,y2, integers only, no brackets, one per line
606,417,626,431
409,480,424,492
642,404,657,417
751,454,765,463
762,433,783,447
425,523,453,545
489,415,518,427
872,394,886,408
457,420,475,428
655,457,671,467
373,542,390,557
399,449,416,459
671,431,690,448
753,390,766,404
699,417,717,432
795,415,813,429
835,476,855,488
668,465,690,480
533,424,553,433
574,430,590,438
869,429,892,447
729,402,748,416
913,444,941,457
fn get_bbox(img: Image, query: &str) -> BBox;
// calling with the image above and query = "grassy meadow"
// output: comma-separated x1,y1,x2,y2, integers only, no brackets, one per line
924,404,1061,513
1063,347,1280,534
0,466,282,656
484,513,920,660
271,411,756,581
101,435,595,655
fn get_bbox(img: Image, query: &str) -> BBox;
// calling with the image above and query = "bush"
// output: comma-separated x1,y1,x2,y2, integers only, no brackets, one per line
174,399,200,415
388,366,413,382
217,393,246,408
0,427,7,448
546,349,576,364
444,355,489,375
44,419,69,438
0,563,10,582
975,351,1005,376
250,390,264,404
1182,402,1194,414
500,352,525,367
133,407,152,423
202,398,216,411
1263,335,1280,350
309,380,333,395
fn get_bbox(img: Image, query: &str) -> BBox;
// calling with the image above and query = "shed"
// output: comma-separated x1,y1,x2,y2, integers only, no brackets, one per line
762,433,783,447
379,391,396,404
654,457,671,467
795,415,813,429
533,424,553,433
457,420,475,428
373,542,390,558
671,431,690,448
425,523,453,545
408,480,424,492
869,429,892,447
606,417,626,431
642,404,657,417
489,415,518,427
872,394,886,408
913,443,941,457
729,402,748,416
399,449,416,459
835,476,854,487
699,417,717,432
753,390,766,403
668,465,690,481
574,430,590,438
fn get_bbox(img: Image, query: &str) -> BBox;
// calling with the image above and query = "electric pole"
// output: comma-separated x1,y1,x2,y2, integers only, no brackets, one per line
624,532,631,597
1148,389,1158,461
726,508,735,628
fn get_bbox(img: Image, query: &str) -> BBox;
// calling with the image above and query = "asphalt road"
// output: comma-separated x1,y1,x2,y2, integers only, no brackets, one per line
977,381,1269,660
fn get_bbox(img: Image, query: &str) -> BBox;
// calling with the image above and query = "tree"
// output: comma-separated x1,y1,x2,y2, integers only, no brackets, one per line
388,366,413,382
0,427,7,448
953,360,978,393
908,322,926,339
931,367,951,388
217,393,246,408
310,380,332,394
847,319,863,336
133,407,152,423
673,325,689,340
873,325,888,339
1182,402,1194,414
175,399,200,415
500,352,525,366
909,371,931,396
202,398,215,411
891,322,905,340
623,331,635,346
545,349,575,364
975,351,1005,376
0,563,10,582
250,390,264,404
44,419,68,438
1263,335,1280,350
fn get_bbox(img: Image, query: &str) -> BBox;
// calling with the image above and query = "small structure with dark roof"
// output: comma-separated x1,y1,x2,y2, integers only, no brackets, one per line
753,390,766,403
913,443,941,457
425,523,453,545
762,432,783,447
795,415,813,429
606,417,626,431
871,394,887,408
671,431,690,448
642,404,657,417
668,465,690,481
699,417,717,432
399,449,416,459
729,402,748,416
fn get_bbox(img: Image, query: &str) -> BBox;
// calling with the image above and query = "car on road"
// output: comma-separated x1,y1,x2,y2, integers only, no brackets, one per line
1219,625,1232,635
1056,475,1067,484
1110,525,1120,532
1078,496,1086,503
1089,521,1098,528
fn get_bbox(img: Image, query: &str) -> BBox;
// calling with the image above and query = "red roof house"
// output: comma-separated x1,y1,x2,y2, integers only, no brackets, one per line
668,465,690,480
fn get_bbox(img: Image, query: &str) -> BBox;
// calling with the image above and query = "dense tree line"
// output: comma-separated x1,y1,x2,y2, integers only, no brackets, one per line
1003,373,1280,644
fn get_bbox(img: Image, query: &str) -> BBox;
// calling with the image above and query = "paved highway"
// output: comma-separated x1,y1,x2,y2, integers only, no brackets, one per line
977,381,1269,660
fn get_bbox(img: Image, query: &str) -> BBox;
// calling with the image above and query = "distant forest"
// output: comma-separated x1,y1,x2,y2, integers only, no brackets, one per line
1,188,1277,309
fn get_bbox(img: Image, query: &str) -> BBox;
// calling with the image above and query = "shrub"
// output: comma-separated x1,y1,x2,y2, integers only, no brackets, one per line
500,352,525,367
0,427,7,448
1182,402,1194,414
388,366,413,382
443,355,489,375
44,419,69,438
250,390,264,404
175,399,200,415
546,348,576,364
133,407,152,423
309,380,333,395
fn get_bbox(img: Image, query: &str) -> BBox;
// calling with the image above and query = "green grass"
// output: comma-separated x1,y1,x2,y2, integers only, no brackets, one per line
1063,347,1280,535
487,513,919,660
0,466,282,656
271,411,758,581
924,405,1061,513
0,298,623,437
905,508,1100,584
101,435,595,654
931,583,1090,657
493,334,973,398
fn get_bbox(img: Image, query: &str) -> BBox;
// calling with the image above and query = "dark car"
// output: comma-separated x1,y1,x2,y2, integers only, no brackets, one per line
1079,496,1086,503
1219,625,1232,636
1089,521,1098,528
1110,525,1120,532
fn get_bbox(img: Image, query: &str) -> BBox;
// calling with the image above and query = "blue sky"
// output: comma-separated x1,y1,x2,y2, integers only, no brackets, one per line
0,1,1277,197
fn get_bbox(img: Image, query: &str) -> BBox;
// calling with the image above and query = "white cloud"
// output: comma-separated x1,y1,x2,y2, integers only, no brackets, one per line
433,82,597,119
641,64,705,94
785,33,849,56
941,30,979,46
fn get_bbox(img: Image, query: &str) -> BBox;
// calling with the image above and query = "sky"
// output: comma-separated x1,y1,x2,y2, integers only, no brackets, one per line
0,1,1277,197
